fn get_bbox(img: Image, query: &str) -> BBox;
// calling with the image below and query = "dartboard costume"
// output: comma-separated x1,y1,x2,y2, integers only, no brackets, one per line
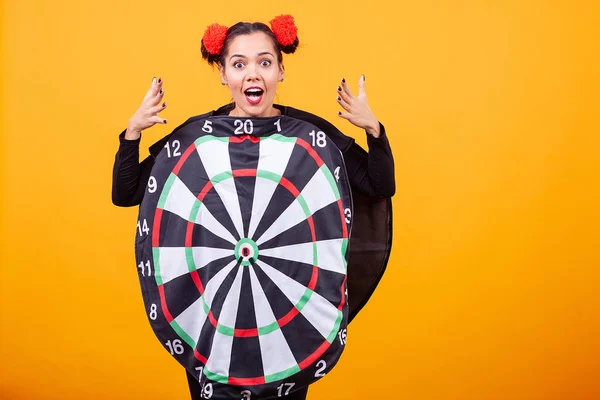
113,104,394,400
135,114,353,399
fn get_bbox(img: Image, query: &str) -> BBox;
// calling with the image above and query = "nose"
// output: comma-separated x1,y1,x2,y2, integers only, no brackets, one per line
245,63,261,82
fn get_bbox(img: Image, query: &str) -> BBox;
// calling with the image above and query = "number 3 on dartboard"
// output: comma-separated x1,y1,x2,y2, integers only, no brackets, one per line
241,389,251,399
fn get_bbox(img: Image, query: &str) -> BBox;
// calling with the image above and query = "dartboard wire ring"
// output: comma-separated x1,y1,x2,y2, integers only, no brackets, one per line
149,133,349,384
153,169,328,337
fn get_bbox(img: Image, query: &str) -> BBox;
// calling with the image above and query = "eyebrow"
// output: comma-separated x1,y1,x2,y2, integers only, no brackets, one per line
229,51,275,61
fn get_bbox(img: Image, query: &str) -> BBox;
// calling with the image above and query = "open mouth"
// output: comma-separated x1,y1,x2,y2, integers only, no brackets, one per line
244,87,264,105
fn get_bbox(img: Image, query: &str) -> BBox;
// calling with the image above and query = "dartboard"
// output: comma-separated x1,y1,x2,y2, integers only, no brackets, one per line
135,115,352,400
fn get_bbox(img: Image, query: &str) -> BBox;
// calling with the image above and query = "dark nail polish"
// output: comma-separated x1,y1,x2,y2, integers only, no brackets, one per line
342,78,345,83
160,88,163,94
337,96,341,101
163,119,167,124
162,102,166,107
338,111,342,115
363,74,366,81
158,78,162,83
337,86,341,91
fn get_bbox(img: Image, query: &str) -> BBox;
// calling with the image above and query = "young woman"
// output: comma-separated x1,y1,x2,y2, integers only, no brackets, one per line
113,15,394,400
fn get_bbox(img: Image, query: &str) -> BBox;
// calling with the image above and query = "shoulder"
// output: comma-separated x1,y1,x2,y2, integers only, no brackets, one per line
279,105,355,153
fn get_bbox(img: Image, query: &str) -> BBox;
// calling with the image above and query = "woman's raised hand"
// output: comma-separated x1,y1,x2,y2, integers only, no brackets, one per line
336,75,381,138
125,77,168,140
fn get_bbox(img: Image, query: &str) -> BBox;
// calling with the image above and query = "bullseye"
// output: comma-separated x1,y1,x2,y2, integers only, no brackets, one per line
234,238,259,266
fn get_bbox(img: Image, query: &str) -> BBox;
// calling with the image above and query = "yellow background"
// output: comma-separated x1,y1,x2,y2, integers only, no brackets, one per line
1,0,599,399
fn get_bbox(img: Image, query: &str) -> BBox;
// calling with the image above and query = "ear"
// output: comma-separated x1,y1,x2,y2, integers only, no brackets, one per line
279,64,285,81
219,64,227,85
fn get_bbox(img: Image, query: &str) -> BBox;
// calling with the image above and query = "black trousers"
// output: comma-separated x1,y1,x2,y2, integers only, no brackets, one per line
186,371,309,400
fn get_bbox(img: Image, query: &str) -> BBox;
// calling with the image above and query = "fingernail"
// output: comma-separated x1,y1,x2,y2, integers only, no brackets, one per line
363,74,366,81
158,78,162,83
163,119,167,124
337,96,341,101
160,88,163,94
342,78,346,83
162,102,166,107
152,76,156,82
338,111,342,115
337,86,341,91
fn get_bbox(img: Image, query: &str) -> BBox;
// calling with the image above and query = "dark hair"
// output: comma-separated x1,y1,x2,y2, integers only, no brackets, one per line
201,22,299,67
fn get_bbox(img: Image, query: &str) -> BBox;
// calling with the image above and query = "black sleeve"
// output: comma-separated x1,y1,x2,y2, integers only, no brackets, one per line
343,123,396,198
112,131,154,207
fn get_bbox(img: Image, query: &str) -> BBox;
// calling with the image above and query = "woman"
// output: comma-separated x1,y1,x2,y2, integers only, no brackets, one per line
113,15,394,400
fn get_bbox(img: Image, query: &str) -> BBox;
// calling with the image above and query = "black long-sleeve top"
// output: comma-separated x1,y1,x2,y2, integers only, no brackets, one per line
112,106,395,206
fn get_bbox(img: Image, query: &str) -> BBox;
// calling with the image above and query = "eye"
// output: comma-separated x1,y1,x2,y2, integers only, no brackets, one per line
260,59,271,67
233,61,244,68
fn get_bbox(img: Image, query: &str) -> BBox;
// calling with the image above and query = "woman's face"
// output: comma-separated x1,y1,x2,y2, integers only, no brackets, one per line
220,32,284,118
